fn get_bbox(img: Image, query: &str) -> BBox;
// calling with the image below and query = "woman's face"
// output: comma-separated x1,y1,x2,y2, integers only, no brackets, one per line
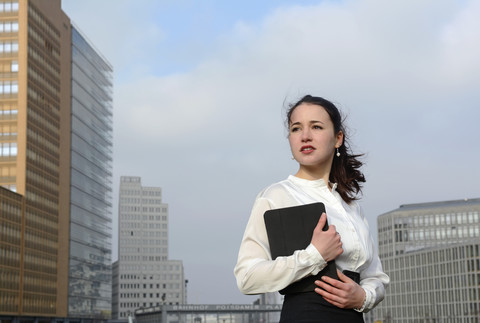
288,103,343,174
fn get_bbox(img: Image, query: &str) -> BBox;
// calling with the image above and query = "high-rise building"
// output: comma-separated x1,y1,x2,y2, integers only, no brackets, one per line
113,176,186,320
67,25,113,318
371,198,480,322
0,0,112,319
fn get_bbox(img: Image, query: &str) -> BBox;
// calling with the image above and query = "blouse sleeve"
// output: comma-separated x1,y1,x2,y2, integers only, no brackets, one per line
357,204,390,312
234,196,327,294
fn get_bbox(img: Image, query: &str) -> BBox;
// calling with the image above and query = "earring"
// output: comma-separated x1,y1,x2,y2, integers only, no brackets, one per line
291,156,295,160
336,148,340,157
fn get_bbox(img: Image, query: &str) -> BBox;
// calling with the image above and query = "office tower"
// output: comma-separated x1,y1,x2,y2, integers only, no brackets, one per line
67,25,113,317
373,198,480,322
0,0,112,319
113,176,186,320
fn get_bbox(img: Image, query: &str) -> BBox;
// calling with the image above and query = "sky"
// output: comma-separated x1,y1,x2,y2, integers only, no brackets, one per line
62,0,480,305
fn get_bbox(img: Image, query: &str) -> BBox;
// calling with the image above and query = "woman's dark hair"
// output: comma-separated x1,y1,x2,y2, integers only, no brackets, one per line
286,95,365,204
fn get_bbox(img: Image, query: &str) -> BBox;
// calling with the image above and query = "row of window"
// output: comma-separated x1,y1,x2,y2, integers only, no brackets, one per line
0,40,18,53
28,3,60,39
21,293,56,314
120,283,171,290
120,213,168,220
28,105,60,136
0,220,20,244
28,20,60,61
0,21,18,33
25,209,58,235
0,108,17,115
385,211,480,229
28,65,59,97
120,264,182,273
119,291,181,301
23,271,56,294
0,141,17,157
0,268,19,290
28,41,60,82
120,273,176,280
27,126,59,156
0,291,18,312
0,80,18,94
25,189,58,214
24,227,58,254
120,255,168,262
0,1,18,13
26,148,59,174
24,250,57,273
0,244,20,267
121,222,168,230
119,189,161,197
0,199,21,219
390,225,480,243
379,210,480,232
26,168,58,196
120,197,165,205
120,237,168,245
121,230,167,237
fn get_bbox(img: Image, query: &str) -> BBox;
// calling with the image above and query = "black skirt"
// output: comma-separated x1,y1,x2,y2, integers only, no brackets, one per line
280,291,365,323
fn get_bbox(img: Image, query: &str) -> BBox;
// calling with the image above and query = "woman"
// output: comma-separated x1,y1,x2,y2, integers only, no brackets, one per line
234,95,389,322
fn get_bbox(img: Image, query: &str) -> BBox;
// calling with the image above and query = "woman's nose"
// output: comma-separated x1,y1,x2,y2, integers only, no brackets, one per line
301,129,312,141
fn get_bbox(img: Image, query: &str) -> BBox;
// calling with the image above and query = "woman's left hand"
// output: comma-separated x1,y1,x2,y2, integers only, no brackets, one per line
314,269,366,310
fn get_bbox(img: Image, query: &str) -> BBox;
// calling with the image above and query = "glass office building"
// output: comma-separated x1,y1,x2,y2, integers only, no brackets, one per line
370,198,480,323
68,26,113,318
0,0,113,319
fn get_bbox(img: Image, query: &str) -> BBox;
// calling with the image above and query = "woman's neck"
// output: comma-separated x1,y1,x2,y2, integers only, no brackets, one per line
294,165,331,184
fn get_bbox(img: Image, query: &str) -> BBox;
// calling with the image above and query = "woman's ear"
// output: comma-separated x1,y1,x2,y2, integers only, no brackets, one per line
335,131,344,148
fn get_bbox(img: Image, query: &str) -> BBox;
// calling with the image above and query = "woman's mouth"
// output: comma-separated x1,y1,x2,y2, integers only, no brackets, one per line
300,146,315,153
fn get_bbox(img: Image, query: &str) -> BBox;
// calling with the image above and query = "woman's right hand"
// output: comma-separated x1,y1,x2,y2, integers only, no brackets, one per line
310,213,343,262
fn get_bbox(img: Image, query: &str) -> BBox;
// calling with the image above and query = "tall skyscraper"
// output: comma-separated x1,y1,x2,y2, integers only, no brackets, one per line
67,25,113,318
372,198,480,322
0,0,112,319
113,176,186,320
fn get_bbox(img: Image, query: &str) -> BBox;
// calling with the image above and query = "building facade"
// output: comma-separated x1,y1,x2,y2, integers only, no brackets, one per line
113,176,186,320
372,198,480,322
0,0,112,319
67,25,113,318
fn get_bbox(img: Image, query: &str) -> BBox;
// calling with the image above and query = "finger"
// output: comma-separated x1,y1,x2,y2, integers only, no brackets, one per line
320,275,344,288
336,269,353,283
328,224,337,234
315,213,327,229
314,287,346,308
314,280,336,293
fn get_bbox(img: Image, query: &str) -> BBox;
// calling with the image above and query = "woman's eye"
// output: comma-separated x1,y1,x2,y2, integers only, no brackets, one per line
313,125,323,130
290,127,299,132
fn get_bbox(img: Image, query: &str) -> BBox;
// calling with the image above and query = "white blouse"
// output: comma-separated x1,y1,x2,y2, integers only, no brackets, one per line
234,175,389,312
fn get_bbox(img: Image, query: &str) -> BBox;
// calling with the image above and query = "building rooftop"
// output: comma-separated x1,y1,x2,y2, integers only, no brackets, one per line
380,197,480,216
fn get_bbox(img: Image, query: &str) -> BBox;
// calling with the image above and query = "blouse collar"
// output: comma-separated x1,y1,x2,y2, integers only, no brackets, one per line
288,175,338,192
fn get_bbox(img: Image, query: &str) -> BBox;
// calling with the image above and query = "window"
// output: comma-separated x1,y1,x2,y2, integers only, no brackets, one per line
11,61,18,72
0,142,17,157
0,21,19,33
0,2,19,12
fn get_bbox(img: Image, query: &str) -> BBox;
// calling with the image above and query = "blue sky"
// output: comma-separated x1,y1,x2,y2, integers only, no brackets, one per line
62,0,480,305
